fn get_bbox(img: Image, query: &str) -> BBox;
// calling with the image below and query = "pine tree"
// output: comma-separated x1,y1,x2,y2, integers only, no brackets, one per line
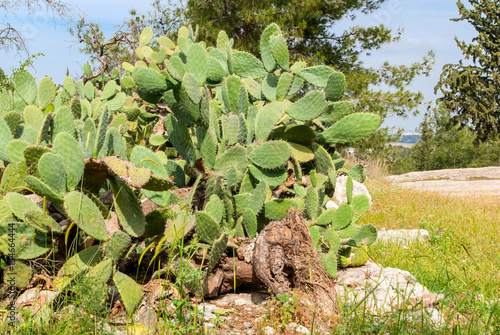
435,0,500,149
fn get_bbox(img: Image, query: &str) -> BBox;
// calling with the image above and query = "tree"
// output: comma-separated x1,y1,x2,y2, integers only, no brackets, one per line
0,0,73,55
435,0,500,146
389,105,500,174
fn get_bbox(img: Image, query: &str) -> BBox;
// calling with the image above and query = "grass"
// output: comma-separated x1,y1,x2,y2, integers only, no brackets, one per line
337,177,500,334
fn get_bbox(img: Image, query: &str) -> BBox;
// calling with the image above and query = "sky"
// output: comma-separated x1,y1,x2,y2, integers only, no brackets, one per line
0,0,478,132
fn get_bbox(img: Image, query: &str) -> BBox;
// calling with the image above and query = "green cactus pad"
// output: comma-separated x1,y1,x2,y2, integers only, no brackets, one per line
348,224,377,247
276,72,293,100
264,198,302,221
99,80,116,101
23,145,51,166
260,23,280,72
109,176,146,237
249,141,292,169
290,143,314,163
85,258,113,296
213,145,248,175
104,231,132,263
208,49,229,82
346,176,354,204
182,72,202,104
287,91,327,121
304,187,319,220
352,195,370,216
164,114,197,166
233,193,251,216
52,106,75,139
113,271,143,314
3,110,20,134
197,126,217,170
69,97,81,120
261,73,279,101
64,191,108,241
351,245,369,267
57,245,102,277
338,223,359,239
255,100,290,141
0,223,51,259
232,51,267,78
106,92,126,112
37,76,56,109
248,181,268,215
296,66,335,88
348,163,366,183
7,139,29,167
269,31,289,71
5,192,42,221
53,132,84,191
63,76,76,96
320,101,355,124
242,208,257,239
129,146,167,180
132,66,168,93
270,124,316,145
4,261,33,289
38,153,66,195
315,208,336,226
243,78,262,100
324,228,340,252
98,128,128,159
24,209,62,234
0,117,12,161
311,143,334,175
331,204,353,230
187,43,208,85
318,113,381,144
13,70,37,104
195,211,221,244
207,232,228,275
321,251,338,278
139,26,154,46
248,164,287,187
205,195,225,223
325,72,345,101
25,176,64,204
84,81,95,100
309,226,321,247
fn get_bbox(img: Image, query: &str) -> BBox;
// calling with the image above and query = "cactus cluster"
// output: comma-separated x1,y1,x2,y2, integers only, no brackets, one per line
0,23,381,312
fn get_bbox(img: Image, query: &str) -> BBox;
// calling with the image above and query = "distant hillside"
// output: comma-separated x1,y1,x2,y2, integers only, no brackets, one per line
399,133,421,144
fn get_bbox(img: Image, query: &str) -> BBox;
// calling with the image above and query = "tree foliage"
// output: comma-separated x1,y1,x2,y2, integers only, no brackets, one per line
435,0,500,143
389,106,500,174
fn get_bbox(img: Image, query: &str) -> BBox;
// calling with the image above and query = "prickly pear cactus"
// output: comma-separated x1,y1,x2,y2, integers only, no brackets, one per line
0,22,381,307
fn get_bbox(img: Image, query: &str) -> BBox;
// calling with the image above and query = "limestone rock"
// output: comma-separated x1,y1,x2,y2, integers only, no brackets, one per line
330,174,372,207
335,261,443,315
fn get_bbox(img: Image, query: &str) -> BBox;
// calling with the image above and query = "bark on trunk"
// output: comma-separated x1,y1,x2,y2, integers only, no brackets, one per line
204,209,339,320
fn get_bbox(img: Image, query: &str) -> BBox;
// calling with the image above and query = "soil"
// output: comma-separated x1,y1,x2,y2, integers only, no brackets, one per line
386,166,500,196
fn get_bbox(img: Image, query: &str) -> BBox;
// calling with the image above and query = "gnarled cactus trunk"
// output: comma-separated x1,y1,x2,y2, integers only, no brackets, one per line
204,209,339,319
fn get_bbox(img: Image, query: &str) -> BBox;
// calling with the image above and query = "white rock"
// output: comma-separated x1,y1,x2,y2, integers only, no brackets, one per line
325,200,339,209
264,326,276,335
295,324,311,334
336,261,443,314
332,175,372,207
376,229,430,246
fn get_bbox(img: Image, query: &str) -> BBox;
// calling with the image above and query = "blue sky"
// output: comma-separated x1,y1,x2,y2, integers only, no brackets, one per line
0,0,477,132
